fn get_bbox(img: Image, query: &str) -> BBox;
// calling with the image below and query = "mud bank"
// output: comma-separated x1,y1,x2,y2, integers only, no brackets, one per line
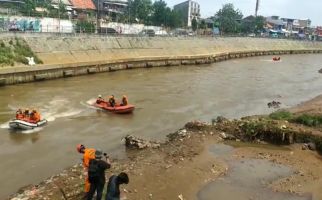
1,36,322,85
9,110,322,200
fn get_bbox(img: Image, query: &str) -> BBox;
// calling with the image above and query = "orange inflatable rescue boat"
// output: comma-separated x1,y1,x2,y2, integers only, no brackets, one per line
272,57,281,61
94,101,135,114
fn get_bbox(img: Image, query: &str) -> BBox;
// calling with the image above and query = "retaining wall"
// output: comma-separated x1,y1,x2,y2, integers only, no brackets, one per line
0,36,322,86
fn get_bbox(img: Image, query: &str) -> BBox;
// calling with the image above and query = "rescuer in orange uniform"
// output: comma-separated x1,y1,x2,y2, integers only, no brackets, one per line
77,144,96,198
30,109,41,123
16,109,24,120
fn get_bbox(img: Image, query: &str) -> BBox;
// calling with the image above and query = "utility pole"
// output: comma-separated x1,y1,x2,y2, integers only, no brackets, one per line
255,0,260,17
97,0,100,33
58,0,61,33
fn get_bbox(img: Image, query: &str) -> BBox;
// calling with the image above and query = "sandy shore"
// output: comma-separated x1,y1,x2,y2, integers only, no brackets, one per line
9,96,322,200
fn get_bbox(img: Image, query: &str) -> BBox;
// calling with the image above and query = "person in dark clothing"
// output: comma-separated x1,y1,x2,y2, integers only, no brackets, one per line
87,150,111,200
108,95,116,107
105,172,129,200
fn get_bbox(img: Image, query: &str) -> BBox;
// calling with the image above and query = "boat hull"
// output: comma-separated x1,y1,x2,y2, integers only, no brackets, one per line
94,103,135,114
9,119,48,130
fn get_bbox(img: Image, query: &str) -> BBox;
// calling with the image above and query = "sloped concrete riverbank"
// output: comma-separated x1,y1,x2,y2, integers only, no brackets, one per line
0,36,322,85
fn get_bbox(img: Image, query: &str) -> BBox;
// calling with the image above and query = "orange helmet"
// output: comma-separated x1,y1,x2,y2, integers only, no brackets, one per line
76,144,85,153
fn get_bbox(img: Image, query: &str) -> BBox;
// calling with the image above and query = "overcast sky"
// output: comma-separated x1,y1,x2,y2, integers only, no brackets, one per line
166,0,322,26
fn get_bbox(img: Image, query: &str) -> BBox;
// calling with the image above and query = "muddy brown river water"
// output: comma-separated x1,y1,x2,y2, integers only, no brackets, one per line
1,54,322,198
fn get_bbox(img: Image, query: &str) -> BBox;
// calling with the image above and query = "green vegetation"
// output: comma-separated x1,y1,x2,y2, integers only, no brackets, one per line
293,114,322,127
215,3,243,34
269,110,293,120
0,38,42,67
75,21,96,33
269,110,322,127
126,0,183,28
191,18,198,32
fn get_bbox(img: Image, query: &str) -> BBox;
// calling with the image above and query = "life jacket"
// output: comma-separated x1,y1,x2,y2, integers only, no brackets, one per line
34,112,41,122
16,113,24,120
83,148,96,168
29,112,39,123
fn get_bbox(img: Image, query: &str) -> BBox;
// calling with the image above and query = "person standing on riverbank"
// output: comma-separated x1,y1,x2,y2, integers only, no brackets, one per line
105,172,129,200
77,144,96,199
87,150,111,200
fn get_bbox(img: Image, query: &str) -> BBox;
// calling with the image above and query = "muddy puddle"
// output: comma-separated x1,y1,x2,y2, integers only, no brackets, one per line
198,144,311,200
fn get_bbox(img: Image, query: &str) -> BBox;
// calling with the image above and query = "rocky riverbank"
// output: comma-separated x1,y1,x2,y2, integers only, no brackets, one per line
9,98,322,200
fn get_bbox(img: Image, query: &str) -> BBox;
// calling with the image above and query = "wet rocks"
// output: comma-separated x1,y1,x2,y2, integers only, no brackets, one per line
212,116,230,124
184,120,209,130
124,135,161,150
302,142,316,151
267,101,281,108
319,68,322,74
219,132,236,140
167,129,190,141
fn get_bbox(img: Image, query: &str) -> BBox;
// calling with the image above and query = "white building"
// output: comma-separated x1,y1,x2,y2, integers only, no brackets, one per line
174,0,200,27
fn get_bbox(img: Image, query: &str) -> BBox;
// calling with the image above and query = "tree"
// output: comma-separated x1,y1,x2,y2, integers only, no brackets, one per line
167,10,183,28
241,15,265,34
254,16,265,32
192,18,197,31
127,0,153,24
215,3,243,34
151,0,167,26
20,0,37,16
199,19,206,29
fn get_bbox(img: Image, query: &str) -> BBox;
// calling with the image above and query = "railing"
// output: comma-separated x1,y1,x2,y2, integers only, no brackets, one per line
0,24,320,42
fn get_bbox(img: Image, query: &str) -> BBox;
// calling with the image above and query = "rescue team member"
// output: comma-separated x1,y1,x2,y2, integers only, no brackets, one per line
24,109,30,118
96,95,105,104
77,144,96,198
120,95,128,106
87,150,111,200
16,109,24,120
30,109,41,123
105,172,129,200
108,95,116,107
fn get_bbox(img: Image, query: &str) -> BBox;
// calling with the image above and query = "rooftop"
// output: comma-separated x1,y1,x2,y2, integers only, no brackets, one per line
69,0,96,10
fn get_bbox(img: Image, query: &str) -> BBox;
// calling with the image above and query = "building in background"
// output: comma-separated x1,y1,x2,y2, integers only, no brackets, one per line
174,0,200,27
316,26,322,40
69,0,96,19
94,0,128,21
51,0,74,17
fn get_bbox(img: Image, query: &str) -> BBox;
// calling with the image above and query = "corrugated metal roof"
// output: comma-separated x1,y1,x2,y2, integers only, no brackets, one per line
70,0,96,10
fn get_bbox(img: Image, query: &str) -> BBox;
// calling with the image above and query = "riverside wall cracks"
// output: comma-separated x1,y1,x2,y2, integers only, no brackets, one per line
0,36,322,86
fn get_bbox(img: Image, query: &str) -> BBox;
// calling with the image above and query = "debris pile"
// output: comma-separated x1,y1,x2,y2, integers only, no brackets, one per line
124,135,161,149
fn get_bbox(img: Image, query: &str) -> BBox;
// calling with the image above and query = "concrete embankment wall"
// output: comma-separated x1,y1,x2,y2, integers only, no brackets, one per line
0,36,322,86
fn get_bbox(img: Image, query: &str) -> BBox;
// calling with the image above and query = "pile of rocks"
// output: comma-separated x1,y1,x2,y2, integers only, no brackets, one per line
124,135,161,150
185,120,210,130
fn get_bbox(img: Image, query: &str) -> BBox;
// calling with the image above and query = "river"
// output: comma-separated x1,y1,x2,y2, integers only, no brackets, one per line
0,54,322,198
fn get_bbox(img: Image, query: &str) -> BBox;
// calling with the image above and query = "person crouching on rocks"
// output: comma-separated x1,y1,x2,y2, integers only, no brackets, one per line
87,150,111,200
105,172,129,200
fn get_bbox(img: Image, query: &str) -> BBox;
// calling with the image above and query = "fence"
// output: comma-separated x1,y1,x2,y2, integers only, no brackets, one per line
0,16,320,41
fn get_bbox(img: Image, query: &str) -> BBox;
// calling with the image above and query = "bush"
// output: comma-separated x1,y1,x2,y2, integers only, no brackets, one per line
75,21,95,33
269,110,293,120
292,114,322,127
0,38,43,66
